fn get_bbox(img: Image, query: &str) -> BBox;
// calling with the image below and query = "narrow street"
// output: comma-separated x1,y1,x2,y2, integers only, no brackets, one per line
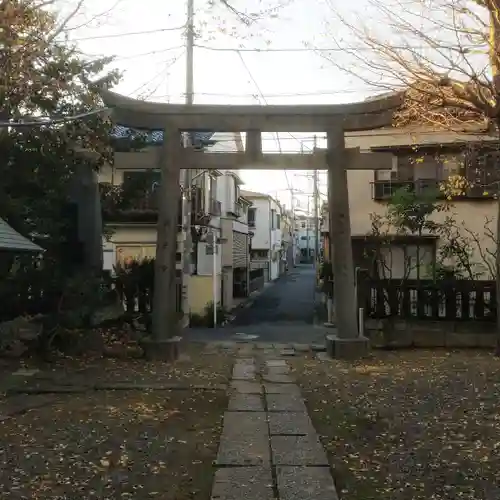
187,264,326,345
231,264,316,326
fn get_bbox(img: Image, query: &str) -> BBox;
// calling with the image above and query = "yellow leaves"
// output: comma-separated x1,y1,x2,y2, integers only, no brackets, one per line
439,174,472,199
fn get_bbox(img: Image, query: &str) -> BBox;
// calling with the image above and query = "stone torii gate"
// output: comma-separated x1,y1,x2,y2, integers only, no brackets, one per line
100,90,402,360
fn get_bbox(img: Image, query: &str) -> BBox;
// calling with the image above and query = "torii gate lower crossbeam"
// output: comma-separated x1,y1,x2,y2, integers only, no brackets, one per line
99,90,402,361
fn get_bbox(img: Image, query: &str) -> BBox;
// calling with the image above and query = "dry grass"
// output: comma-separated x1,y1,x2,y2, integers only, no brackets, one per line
0,389,226,499
291,350,500,500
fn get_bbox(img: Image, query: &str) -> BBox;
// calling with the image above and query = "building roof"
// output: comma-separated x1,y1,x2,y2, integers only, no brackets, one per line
0,219,43,253
344,127,499,150
110,125,214,147
240,189,269,199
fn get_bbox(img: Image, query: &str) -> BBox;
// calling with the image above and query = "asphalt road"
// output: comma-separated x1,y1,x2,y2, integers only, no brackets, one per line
186,264,326,344
231,264,316,326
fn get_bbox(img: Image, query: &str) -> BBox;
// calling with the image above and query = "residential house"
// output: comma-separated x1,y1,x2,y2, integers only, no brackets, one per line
213,133,253,311
320,126,499,279
295,215,319,263
241,190,283,282
99,126,224,315
99,127,256,316
280,209,296,270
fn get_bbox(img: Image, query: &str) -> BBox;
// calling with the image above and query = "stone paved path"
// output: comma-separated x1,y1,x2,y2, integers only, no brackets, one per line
211,347,339,500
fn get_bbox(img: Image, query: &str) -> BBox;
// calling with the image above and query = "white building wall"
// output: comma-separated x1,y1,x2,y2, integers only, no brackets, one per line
250,198,271,249
197,240,222,276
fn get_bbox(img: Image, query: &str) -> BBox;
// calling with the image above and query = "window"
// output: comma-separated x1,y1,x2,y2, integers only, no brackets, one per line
209,174,217,200
276,213,281,229
234,183,240,205
271,209,276,230
300,236,307,240
465,149,500,188
248,207,256,227
301,222,306,228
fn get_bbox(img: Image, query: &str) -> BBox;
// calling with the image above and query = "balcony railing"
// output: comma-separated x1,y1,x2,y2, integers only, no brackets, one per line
208,198,222,216
228,202,242,218
100,182,182,225
371,179,496,201
100,183,227,226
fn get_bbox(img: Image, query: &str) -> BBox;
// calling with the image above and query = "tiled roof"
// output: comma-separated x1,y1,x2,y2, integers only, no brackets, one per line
110,125,214,146
0,219,43,252
344,127,499,149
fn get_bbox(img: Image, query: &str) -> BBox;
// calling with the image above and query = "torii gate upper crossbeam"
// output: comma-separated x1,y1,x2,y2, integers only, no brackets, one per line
100,90,402,132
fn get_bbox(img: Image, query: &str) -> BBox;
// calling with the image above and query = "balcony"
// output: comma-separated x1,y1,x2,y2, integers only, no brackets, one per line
227,202,242,218
100,182,183,225
371,178,497,201
208,197,222,216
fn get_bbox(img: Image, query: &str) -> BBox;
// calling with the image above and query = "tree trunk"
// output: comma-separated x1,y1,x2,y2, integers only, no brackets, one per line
489,6,500,355
494,210,500,360
71,164,103,272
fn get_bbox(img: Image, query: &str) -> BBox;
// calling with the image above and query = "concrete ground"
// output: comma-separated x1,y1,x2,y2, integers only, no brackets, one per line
186,264,327,345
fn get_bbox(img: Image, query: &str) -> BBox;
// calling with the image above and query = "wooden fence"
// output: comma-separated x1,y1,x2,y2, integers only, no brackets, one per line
358,278,497,322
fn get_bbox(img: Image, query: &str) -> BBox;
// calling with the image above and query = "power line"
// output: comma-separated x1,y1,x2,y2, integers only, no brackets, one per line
154,88,378,98
81,45,185,62
237,51,282,154
236,51,302,212
194,43,473,53
127,51,185,98
0,108,107,129
70,25,187,42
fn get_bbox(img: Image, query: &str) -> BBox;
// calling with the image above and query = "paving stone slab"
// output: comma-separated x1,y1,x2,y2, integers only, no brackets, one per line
228,393,264,411
292,343,310,352
268,412,315,435
264,384,302,396
235,358,254,364
263,374,294,384
276,467,338,500
311,343,327,352
271,435,329,466
237,345,255,356
211,467,275,500
267,393,307,412
263,348,277,356
266,365,290,375
217,435,271,465
232,364,256,381
230,381,263,394
221,411,268,437
217,412,269,465
266,360,287,367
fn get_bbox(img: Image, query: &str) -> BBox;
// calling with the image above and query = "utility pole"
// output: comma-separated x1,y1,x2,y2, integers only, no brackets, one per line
181,0,195,314
313,135,320,265
306,196,310,263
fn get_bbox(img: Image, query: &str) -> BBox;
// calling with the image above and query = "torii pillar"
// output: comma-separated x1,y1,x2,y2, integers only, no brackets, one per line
99,89,402,361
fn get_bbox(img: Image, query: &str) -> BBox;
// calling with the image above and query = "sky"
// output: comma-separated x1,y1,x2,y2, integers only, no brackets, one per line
62,0,378,211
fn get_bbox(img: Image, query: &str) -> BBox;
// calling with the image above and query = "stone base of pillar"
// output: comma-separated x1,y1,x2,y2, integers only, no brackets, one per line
326,334,370,360
140,336,182,361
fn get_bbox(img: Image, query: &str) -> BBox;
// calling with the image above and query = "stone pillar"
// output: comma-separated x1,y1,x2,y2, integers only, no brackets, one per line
144,123,182,360
326,126,369,358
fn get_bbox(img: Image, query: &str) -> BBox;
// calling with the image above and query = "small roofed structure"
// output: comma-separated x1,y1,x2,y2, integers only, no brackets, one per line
0,218,43,253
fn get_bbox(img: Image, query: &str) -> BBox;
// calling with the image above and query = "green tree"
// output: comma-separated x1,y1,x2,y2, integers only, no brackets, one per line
0,0,119,284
